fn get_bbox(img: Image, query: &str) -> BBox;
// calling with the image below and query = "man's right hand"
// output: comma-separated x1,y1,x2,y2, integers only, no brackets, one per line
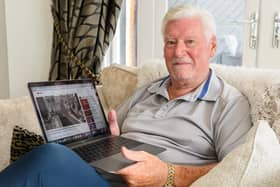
108,109,120,136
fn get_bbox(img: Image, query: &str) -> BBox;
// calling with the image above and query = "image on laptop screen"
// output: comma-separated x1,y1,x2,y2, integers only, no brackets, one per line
29,80,109,144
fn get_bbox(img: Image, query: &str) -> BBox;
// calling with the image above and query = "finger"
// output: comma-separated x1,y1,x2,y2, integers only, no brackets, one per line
108,109,120,136
121,146,148,162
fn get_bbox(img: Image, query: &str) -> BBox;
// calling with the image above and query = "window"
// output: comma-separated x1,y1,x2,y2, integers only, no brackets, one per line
103,0,168,67
103,0,136,67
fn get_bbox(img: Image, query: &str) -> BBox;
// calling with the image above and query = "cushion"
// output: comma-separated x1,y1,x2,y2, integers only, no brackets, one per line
137,59,168,88
191,120,280,187
100,64,138,110
257,84,280,140
10,126,44,163
210,64,280,125
0,96,42,170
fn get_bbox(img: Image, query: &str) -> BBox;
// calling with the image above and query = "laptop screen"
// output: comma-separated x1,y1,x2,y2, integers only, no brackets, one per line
28,79,110,144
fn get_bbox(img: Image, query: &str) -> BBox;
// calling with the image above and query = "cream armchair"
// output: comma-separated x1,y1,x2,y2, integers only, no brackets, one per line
1,60,280,186
100,61,280,186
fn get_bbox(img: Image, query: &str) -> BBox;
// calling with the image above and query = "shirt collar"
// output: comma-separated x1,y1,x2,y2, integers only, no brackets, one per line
147,76,170,99
147,68,220,102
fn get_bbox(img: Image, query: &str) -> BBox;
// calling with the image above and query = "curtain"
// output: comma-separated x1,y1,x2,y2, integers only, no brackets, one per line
49,0,123,83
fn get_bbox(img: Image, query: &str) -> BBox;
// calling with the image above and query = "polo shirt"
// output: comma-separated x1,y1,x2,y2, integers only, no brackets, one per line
117,69,252,165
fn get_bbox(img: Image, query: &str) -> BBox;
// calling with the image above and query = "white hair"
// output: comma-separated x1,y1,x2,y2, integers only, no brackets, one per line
162,5,216,41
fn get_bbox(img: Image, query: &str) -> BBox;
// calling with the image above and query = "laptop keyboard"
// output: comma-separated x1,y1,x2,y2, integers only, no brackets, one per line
73,136,142,162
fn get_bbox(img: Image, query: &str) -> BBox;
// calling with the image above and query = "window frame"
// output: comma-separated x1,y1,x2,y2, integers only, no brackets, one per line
103,0,168,67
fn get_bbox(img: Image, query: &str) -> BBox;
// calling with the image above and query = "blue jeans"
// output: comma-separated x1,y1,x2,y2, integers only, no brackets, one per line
0,143,112,187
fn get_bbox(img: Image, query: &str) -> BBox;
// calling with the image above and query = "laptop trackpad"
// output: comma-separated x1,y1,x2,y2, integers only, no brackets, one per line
91,144,165,173
91,153,134,173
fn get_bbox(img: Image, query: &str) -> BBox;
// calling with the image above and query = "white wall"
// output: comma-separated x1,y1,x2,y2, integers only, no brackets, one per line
137,0,168,64
0,0,9,98
0,0,52,98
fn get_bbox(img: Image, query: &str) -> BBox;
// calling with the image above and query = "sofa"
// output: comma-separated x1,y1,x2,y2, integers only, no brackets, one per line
1,60,280,186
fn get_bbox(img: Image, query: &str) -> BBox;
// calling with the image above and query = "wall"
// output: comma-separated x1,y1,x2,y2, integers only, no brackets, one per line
137,0,168,64
0,0,52,98
0,0,9,98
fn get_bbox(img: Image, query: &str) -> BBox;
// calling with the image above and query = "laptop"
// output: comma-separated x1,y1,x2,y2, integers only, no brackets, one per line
28,79,165,173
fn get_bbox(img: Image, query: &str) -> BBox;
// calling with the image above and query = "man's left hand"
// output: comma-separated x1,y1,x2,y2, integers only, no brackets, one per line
117,146,168,187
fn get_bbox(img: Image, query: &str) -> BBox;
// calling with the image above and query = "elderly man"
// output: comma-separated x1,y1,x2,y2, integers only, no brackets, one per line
0,4,251,187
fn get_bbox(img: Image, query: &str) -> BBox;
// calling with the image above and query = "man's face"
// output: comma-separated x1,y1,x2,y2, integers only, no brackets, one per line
163,17,216,84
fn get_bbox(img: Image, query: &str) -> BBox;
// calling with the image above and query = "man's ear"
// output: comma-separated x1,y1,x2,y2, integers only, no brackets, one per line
209,36,217,57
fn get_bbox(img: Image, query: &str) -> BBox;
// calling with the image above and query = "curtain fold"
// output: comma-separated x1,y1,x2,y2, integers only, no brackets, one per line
49,0,123,83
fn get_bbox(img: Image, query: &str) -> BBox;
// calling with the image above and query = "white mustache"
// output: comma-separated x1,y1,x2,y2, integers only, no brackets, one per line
171,57,193,65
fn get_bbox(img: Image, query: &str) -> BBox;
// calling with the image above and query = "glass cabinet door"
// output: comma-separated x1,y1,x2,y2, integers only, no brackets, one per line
255,0,280,68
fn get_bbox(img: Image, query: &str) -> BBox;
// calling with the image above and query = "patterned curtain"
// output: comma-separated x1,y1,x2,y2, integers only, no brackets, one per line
49,0,123,83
